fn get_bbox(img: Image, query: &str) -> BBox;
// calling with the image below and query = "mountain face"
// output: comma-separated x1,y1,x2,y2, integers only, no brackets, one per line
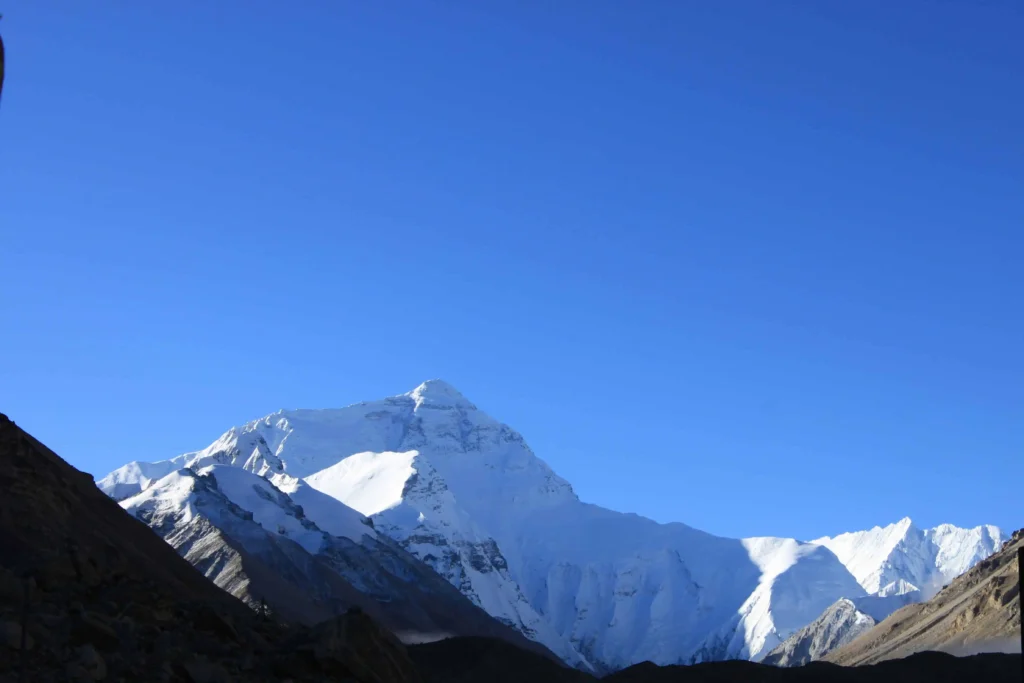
117,464,557,659
762,599,876,667
98,380,1004,672
825,529,1023,665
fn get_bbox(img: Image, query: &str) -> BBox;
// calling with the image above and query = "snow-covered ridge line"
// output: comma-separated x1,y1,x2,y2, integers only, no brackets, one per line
810,516,1002,598
97,379,1004,672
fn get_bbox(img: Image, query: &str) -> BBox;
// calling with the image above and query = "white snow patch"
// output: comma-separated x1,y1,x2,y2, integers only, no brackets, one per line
304,451,419,517
119,469,200,525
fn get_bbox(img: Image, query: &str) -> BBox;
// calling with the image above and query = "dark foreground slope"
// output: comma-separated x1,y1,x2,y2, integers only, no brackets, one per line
0,413,419,683
410,636,1020,683
410,636,592,683
607,651,1018,683
827,529,1022,665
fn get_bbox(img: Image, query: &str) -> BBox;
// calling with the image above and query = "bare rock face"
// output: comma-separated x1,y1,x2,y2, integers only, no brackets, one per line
0,413,420,683
826,529,1023,665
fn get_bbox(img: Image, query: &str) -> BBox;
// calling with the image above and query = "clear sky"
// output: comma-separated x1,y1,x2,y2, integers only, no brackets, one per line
1,1,1021,541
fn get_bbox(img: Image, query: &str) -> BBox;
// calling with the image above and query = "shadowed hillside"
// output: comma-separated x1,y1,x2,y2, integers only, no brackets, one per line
0,413,420,683
409,636,1021,683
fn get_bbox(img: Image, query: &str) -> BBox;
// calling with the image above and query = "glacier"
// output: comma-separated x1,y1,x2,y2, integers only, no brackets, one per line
98,379,1004,672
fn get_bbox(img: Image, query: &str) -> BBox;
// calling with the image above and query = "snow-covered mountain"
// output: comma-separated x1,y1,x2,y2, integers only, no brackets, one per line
98,380,1004,672
117,463,555,657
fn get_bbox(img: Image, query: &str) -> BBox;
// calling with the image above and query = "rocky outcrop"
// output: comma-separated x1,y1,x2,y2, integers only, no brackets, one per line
762,598,876,666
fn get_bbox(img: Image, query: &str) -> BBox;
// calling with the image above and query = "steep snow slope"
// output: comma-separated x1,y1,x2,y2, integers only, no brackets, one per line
99,380,1003,671
762,598,876,666
811,518,1002,597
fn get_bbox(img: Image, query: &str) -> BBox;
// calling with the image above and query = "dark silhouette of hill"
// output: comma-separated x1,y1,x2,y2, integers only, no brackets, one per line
605,651,1018,682
409,635,1020,682
410,636,590,683
0,413,420,682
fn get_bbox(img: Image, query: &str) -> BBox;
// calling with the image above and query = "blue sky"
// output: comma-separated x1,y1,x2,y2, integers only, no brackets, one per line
1,1,1021,540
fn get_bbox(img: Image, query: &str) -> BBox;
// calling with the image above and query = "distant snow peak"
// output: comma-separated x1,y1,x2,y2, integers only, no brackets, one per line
407,379,476,410
811,518,1003,597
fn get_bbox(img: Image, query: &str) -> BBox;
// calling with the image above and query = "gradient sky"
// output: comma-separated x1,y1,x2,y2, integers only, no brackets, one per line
1,1,1021,541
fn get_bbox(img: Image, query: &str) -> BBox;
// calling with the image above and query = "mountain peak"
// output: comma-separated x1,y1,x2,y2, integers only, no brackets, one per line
893,516,914,531
407,379,475,409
